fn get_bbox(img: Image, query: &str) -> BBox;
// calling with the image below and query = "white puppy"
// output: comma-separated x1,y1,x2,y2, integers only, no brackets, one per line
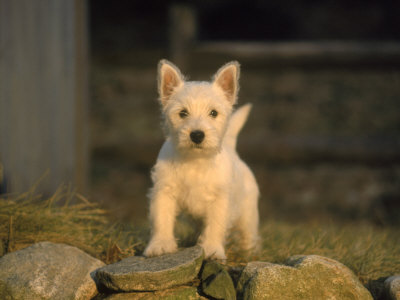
144,60,259,260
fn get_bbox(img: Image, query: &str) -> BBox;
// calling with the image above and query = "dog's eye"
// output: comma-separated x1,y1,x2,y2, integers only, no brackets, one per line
210,110,218,118
179,109,189,118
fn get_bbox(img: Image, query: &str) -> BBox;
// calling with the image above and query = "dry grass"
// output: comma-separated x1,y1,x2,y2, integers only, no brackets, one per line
256,221,400,284
258,221,400,299
1,186,399,298
0,184,147,264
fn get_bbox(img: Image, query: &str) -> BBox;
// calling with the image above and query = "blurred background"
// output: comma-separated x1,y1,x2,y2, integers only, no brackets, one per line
89,0,400,225
1,0,399,227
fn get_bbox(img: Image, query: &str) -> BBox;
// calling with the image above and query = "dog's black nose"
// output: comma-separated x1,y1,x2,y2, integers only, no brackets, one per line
190,130,205,144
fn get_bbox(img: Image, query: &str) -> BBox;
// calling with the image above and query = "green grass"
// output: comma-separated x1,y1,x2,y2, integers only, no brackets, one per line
1,187,399,298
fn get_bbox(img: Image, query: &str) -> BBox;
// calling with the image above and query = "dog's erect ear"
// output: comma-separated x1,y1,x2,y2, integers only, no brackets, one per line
158,59,184,106
212,61,240,104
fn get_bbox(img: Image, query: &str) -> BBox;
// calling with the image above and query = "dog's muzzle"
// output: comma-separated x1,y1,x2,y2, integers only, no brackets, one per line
190,130,205,144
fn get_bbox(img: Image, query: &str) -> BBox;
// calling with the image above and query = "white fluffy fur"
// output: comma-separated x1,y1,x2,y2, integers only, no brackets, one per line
144,60,259,260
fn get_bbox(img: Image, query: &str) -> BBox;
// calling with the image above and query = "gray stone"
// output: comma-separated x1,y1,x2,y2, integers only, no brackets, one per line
385,275,400,300
200,260,236,300
0,241,105,300
237,255,373,300
95,246,204,292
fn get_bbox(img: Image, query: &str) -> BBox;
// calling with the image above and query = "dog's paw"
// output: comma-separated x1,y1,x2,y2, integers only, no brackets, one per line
143,239,178,257
200,242,227,260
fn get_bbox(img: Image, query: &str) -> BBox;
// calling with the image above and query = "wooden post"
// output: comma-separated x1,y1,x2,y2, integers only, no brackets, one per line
168,4,197,71
0,0,89,195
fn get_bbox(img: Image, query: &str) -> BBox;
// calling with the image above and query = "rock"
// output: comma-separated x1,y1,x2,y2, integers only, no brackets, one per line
0,241,105,300
385,275,400,300
96,285,202,299
237,255,373,300
200,260,236,300
95,246,204,292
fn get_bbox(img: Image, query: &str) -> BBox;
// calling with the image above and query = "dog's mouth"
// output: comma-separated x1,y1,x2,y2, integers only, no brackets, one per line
181,142,220,157
191,144,203,149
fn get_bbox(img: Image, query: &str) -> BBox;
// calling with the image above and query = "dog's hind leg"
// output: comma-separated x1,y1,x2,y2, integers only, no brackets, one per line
237,192,260,252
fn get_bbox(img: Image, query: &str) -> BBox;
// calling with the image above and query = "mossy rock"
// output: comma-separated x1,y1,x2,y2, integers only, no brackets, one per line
237,255,373,300
96,285,202,299
200,260,236,300
95,246,204,292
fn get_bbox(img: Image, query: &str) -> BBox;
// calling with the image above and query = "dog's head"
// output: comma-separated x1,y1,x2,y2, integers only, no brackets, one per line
157,60,240,157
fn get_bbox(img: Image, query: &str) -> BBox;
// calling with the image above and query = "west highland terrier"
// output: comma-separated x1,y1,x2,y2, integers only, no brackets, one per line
144,60,259,260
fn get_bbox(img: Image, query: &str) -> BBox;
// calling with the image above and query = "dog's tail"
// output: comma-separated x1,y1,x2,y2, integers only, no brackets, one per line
224,103,252,149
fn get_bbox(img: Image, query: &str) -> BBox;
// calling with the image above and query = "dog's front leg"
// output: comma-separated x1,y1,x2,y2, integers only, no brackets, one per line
144,188,177,257
198,198,228,260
